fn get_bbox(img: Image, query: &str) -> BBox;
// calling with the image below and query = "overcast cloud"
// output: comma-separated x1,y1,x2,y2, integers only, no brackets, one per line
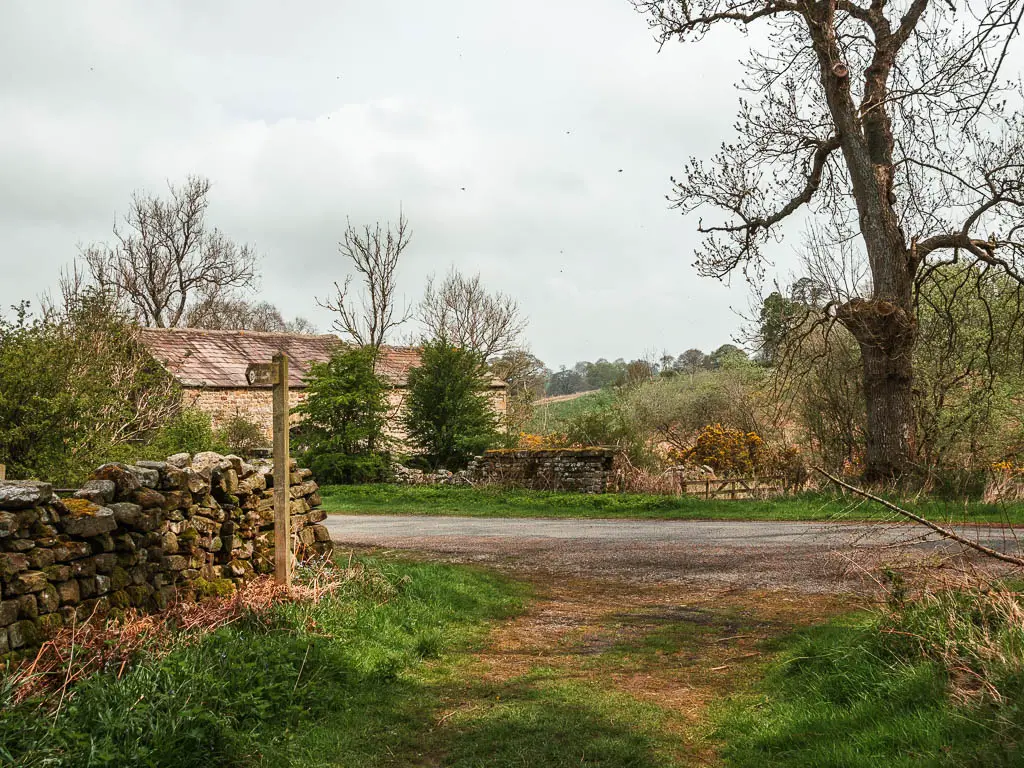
0,0,800,368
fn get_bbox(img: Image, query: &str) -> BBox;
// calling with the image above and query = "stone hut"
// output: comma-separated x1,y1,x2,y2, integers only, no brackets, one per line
138,328,508,444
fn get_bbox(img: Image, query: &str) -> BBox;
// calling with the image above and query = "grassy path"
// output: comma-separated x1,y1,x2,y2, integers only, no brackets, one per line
418,574,849,767
321,484,1024,525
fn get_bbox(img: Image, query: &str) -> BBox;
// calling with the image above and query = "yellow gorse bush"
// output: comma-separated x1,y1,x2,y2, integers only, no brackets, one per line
682,423,764,476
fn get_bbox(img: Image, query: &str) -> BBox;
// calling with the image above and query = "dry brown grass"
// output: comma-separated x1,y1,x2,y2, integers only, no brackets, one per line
7,556,347,705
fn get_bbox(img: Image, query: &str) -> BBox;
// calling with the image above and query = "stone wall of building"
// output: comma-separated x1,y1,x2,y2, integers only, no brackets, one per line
466,448,616,493
0,453,331,657
187,385,509,447
186,388,307,443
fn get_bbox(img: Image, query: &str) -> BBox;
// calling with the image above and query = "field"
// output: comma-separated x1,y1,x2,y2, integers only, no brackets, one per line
320,483,1024,525
526,389,611,435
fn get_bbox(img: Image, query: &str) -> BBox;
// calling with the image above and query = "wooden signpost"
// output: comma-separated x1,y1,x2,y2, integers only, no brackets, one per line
271,352,292,587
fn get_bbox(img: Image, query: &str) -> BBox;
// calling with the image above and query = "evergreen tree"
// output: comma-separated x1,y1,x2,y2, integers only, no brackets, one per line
292,346,391,483
403,339,498,469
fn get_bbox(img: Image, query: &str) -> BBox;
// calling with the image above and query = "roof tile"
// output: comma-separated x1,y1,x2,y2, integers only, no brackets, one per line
137,328,505,389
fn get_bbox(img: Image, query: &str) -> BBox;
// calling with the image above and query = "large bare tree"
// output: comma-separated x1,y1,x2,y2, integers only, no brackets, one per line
79,175,258,328
418,268,527,359
635,0,1024,478
185,297,317,333
318,211,412,347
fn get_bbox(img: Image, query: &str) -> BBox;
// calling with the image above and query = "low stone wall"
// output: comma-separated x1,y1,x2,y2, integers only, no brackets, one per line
0,452,332,657
466,448,616,493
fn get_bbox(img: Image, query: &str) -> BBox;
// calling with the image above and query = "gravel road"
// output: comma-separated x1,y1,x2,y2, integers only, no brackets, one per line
326,515,1022,593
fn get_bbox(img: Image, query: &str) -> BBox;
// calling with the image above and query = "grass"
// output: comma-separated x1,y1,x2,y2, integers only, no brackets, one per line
713,593,1024,767
0,556,528,767
526,390,612,435
320,483,1024,524
439,674,689,767
0,556,703,767
6,550,1024,766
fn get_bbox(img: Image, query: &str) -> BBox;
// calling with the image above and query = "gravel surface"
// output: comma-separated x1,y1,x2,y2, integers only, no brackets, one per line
326,515,1022,593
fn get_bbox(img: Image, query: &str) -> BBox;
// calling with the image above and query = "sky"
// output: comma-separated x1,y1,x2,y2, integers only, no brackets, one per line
0,0,801,369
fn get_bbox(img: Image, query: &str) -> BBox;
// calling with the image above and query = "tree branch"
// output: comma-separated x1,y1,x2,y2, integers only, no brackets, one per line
814,466,1024,567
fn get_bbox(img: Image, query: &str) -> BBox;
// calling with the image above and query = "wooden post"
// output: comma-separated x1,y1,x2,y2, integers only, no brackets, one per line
272,352,292,588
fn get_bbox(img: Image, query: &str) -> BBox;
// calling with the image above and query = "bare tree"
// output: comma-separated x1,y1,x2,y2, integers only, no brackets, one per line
635,0,1024,479
185,297,317,333
418,268,527,359
78,175,258,328
490,349,550,431
318,211,412,347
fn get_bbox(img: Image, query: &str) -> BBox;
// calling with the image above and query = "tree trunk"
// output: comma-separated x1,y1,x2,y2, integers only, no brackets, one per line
838,297,917,480
860,339,915,479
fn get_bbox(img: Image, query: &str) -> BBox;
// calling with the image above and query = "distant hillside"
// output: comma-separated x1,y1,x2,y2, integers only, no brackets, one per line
527,389,613,435
534,390,600,406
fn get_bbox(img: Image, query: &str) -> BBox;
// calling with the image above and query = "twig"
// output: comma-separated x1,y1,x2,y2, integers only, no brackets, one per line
812,467,1024,568
437,703,480,725
53,613,76,724
293,643,312,692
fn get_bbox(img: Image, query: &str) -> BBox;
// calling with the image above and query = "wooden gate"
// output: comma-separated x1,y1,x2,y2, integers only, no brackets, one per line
675,476,787,499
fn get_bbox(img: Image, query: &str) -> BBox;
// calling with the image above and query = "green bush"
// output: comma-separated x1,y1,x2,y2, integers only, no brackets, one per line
214,412,267,456
309,452,393,484
403,339,498,470
148,408,218,456
292,346,391,484
0,294,180,484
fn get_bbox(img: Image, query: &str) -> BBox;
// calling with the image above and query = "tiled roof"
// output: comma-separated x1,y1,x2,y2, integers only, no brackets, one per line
137,328,505,389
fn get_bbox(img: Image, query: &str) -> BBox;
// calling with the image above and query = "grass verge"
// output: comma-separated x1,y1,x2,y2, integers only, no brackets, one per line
0,556,526,767
321,483,1024,524
714,589,1024,767
0,557,718,767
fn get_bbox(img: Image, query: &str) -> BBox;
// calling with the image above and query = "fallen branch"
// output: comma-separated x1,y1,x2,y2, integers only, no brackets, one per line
812,467,1024,568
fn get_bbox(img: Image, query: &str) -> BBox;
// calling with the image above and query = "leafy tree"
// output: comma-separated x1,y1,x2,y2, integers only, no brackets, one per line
624,359,655,386
676,349,708,376
292,346,391,483
707,344,750,370
756,292,803,365
546,368,587,396
403,339,498,469
913,265,1024,475
583,359,628,390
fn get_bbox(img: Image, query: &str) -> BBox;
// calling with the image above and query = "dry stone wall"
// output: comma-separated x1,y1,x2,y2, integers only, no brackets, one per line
466,448,616,493
0,452,332,657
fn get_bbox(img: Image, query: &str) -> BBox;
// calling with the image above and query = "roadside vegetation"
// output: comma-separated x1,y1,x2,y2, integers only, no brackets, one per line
715,587,1024,767
320,483,1024,524
0,556,526,767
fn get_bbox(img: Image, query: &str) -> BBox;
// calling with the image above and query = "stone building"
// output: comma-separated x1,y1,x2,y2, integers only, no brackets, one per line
138,328,508,444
